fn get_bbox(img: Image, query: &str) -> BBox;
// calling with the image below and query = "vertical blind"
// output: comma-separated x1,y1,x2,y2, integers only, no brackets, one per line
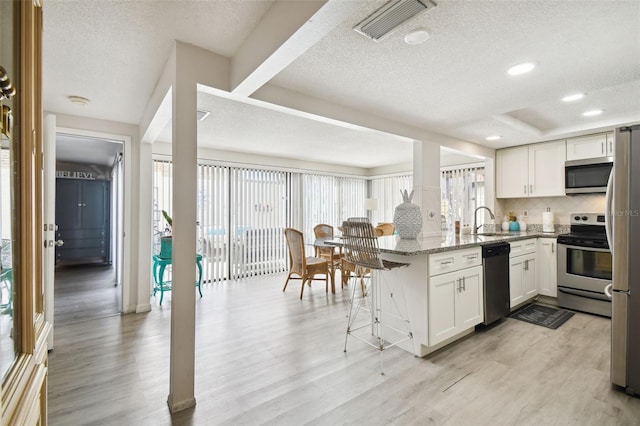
301,174,366,242
197,163,229,282
154,159,436,286
441,166,485,231
153,161,291,283
229,168,288,279
369,174,413,226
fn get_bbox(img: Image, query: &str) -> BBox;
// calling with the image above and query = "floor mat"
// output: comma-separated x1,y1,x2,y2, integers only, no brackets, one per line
509,303,574,329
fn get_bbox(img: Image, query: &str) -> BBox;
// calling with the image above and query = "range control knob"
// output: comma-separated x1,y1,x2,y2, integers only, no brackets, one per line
574,215,581,221
582,216,588,221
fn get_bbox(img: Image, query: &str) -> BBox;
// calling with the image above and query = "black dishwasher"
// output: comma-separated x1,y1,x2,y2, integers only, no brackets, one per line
482,242,511,325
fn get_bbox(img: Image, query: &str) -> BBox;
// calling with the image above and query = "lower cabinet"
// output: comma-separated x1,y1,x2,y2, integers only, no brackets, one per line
509,239,538,308
428,265,484,346
537,238,558,297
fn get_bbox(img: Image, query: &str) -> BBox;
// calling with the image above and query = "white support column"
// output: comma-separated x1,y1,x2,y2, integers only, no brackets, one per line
413,140,441,237
167,47,198,413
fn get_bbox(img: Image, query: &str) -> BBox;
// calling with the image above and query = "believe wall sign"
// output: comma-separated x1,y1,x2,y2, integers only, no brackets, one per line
56,170,96,180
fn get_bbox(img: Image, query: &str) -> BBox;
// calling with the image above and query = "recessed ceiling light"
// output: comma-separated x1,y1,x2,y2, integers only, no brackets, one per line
582,109,603,117
67,95,90,106
485,135,502,141
404,28,430,45
561,93,585,102
506,62,536,76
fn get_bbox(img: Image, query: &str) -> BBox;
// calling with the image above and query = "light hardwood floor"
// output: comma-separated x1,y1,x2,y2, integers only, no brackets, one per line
48,273,640,425
54,263,120,325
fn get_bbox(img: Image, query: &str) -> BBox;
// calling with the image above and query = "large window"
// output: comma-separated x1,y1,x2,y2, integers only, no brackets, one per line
153,161,291,282
441,166,485,231
152,162,370,283
301,174,367,241
369,174,413,226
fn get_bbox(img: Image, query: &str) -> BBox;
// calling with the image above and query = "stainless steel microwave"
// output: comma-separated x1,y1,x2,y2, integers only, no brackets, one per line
565,157,613,194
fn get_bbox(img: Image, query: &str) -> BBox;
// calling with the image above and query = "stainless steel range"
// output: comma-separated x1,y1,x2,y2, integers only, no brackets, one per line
557,213,612,317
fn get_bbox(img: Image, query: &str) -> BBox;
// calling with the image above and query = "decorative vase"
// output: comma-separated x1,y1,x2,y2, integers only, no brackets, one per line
393,189,422,239
159,236,173,258
502,221,510,231
509,221,520,232
518,220,527,231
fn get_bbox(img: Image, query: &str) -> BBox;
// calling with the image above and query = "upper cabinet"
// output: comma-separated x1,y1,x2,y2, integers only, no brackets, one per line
496,140,566,198
566,133,614,161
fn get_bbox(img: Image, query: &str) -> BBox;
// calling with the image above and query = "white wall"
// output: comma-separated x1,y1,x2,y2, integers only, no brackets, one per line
495,194,605,226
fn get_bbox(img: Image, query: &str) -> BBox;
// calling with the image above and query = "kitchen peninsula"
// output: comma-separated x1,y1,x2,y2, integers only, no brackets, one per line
351,231,560,357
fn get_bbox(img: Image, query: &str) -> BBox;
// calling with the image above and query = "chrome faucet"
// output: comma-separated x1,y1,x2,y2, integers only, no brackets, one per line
472,206,495,234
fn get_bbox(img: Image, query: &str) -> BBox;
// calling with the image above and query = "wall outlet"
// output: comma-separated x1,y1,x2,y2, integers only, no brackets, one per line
522,209,529,218
427,209,436,221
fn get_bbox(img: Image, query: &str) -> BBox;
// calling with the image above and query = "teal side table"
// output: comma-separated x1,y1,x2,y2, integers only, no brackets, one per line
152,254,203,305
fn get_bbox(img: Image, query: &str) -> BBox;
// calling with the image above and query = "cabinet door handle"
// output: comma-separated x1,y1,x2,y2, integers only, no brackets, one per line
440,259,453,265
524,185,527,194
466,255,477,260
602,142,605,154
551,243,554,253
462,276,466,291
456,278,461,292
529,184,533,194
609,140,613,154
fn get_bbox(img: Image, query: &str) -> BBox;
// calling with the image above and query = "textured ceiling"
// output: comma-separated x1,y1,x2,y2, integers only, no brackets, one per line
56,134,123,167
43,0,640,168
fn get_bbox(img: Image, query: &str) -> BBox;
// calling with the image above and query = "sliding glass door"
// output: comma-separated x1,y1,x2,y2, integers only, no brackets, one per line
229,168,288,279
153,160,369,283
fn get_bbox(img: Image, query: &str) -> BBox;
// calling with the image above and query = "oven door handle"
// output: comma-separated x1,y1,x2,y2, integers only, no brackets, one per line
557,243,611,253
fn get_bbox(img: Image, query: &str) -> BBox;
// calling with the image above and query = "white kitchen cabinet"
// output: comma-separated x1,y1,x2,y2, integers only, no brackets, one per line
528,141,566,197
496,140,566,198
606,133,615,156
566,133,613,161
537,238,557,297
509,239,537,308
496,146,529,198
428,265,483,346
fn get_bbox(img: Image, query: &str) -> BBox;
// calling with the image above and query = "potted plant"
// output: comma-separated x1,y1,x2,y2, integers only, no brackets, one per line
159,210,173,258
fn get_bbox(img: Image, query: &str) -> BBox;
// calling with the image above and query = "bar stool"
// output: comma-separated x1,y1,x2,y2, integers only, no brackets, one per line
341,218,412,374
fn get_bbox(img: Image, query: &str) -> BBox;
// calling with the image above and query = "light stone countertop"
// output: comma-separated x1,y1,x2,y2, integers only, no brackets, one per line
371,231,562,256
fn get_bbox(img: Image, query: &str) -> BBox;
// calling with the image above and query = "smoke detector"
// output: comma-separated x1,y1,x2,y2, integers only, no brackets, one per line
353,0,437,42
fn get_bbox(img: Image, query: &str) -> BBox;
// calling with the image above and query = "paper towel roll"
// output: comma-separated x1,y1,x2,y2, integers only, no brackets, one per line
542,211,555,233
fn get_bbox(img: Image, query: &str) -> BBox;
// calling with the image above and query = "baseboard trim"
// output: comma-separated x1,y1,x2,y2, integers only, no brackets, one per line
167,395,196,413
122,304,137,314
135,303,152,313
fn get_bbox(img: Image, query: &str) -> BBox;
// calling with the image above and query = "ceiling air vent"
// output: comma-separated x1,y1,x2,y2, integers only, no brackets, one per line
197,109,210,121
353,0,436,42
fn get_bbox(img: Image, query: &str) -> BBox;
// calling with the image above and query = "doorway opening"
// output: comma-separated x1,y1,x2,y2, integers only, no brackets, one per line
53,133,124,324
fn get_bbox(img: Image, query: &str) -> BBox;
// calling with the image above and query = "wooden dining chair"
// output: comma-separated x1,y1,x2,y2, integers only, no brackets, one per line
283,228,329,299
313,224,342,287
375,223,395,236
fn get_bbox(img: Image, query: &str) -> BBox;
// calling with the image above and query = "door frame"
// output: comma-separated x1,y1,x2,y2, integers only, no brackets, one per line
44,124,132,335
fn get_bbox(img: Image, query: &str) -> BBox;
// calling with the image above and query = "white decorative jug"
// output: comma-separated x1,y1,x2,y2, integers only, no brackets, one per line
393,189,422,239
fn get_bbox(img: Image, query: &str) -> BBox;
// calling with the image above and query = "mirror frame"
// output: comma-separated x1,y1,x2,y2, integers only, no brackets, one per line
1,1,49,424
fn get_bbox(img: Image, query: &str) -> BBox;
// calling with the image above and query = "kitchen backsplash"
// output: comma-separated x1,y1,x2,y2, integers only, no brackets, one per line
495,194,605,226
